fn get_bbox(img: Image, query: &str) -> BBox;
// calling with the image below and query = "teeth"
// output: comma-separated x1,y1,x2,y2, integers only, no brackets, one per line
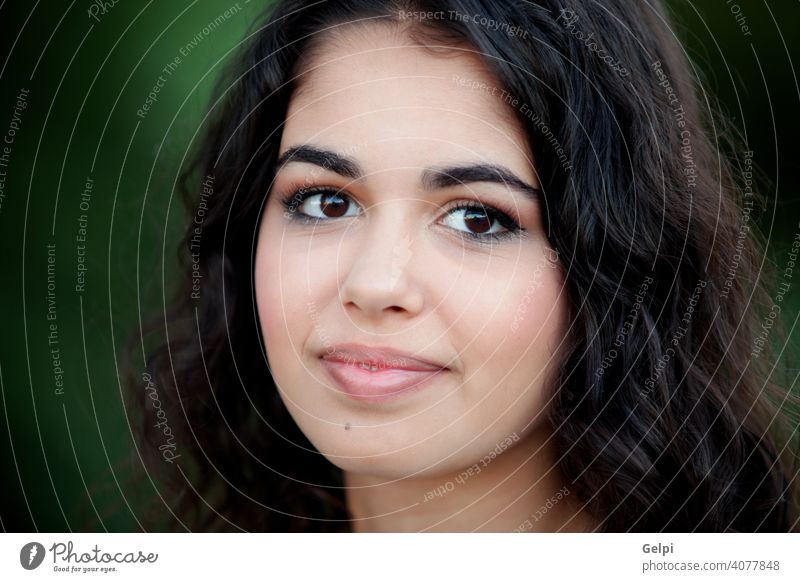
358,362,379,371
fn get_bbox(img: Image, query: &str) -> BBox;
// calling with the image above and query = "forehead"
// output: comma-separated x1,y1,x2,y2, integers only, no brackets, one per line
281,24,533,174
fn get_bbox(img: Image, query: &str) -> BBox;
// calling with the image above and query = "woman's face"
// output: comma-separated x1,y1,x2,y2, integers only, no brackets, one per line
255,25,569,479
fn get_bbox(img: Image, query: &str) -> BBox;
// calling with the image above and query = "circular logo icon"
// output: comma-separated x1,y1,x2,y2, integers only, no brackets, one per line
20,542,46,570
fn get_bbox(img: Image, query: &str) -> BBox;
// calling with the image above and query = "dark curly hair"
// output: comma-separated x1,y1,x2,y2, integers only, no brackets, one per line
126,0,799,531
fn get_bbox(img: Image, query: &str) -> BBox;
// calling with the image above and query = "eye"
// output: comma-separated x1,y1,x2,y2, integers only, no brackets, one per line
282,187,360,220
280,187,524,243
439,202,520,239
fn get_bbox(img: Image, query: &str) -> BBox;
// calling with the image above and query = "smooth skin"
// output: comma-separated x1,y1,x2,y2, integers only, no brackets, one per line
255,23,594,532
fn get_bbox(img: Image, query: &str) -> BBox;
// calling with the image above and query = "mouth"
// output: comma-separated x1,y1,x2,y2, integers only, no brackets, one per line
319,344,449,401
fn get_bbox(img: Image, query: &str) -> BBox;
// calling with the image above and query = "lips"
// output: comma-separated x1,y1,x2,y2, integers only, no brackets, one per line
319,343,449,401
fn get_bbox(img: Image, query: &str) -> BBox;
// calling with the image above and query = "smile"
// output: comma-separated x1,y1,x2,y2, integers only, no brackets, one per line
319,344,450,401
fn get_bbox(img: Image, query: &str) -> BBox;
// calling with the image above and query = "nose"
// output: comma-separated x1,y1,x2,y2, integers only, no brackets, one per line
338,206,425,321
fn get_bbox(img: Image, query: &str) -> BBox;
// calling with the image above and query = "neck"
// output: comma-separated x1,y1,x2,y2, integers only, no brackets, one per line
344,428,596,532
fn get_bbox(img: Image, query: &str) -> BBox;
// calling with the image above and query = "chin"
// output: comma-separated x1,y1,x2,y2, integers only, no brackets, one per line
309,428,474,480
330,454,452,480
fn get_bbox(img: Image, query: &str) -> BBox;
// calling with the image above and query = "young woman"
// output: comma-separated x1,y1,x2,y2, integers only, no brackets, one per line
131,0,799,532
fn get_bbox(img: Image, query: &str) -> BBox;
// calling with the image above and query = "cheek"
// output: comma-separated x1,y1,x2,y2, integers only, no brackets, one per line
254,211,343,364
254,216,307,360
455,254,568,399
450,254,567,352
505,256,567,343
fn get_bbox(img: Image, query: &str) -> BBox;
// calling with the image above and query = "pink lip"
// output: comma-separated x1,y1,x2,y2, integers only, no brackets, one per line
320,344,449,401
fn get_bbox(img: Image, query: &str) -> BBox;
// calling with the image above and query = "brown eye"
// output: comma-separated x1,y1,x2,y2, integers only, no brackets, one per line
462,207,493,234
441,203,512,237
294,190,360,220
319,192,349,218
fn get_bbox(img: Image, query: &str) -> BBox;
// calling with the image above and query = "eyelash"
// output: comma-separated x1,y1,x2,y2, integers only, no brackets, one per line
278,186,526,244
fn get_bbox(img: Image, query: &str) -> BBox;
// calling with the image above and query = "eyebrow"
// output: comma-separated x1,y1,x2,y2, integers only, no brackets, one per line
277,145,361,179
276,144,541,201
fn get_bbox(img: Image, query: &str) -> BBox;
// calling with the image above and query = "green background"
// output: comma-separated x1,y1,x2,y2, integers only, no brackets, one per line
0,0,798,531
